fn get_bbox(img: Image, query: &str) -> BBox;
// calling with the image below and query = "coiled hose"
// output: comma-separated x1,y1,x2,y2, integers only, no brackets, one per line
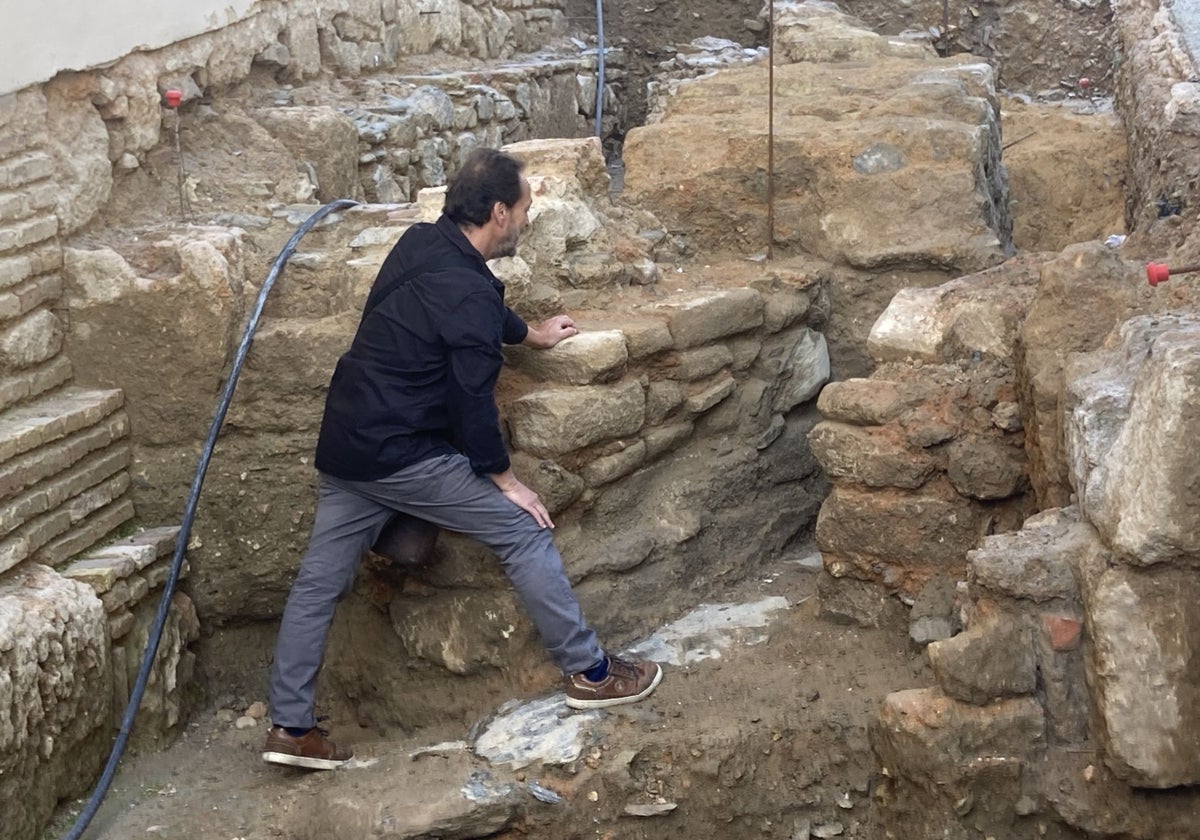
63,197,359,840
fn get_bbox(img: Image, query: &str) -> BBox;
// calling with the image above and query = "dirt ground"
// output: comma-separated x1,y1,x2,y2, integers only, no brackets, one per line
49,552,927,840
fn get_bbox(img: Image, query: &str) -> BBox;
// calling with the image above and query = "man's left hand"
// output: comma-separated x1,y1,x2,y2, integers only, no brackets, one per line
524,315,579,349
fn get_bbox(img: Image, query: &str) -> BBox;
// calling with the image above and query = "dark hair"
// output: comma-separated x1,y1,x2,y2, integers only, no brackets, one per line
443,148,525,227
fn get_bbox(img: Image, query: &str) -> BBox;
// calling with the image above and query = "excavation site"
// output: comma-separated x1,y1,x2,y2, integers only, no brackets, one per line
3,1,1200,838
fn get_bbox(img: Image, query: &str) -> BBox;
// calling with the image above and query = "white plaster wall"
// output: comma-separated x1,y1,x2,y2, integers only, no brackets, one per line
0,0,260,94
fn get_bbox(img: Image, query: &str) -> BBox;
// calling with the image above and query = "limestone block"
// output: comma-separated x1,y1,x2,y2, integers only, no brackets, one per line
651,289,764,349
946,437,1027,500
520,195,601,272
770,328,830,412
0,273,63,325
1076,551,1200,787
664,345,733,382
618,317,673,360
1017,243,1151,508
0,387,123,465
1034,612,1090,744
254,107,362,202
872,689,1045,787
774,1,937,64
505,137,611,203
508,452,583,516
389,590,532,675
62,229,246,445
0,254,33,291
394,0,463,55
114,590,199,748
0,444,130,539
507,379,645,457
816,484,989,591
44,80,112,235
226,313,359,434
817,377,932,426
643,421,694,461
0,356,72,414
624,52,1009,271
33,496,135,567
0,89,48,160
809,421,938,489
281,16,321,80
684,374,736,415
908,576,959,645
817,570,908,629
581,440,646,486
0,151,54,192
928,613,1037,705
968,507,1088,608
0,564,110,840
645,380,685,425
0,410,126,501
284,748,519,840
0,215,58,258
761,288,811,333
868,264,1038,364
505,330,627,385
1070,315,1200,566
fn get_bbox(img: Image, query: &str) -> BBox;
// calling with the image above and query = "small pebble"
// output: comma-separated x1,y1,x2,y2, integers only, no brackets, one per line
235,716,258,730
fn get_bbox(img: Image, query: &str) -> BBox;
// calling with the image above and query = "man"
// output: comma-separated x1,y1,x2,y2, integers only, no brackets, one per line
262,148,663,771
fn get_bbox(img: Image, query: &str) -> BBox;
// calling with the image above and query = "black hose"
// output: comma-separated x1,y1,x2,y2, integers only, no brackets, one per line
594,0,605,138
63,197,358,840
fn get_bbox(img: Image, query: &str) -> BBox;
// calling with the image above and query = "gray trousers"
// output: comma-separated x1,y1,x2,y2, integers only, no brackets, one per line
268,452,603,729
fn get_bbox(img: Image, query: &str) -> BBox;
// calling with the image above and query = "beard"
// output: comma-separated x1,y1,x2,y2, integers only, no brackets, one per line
493,227,521,259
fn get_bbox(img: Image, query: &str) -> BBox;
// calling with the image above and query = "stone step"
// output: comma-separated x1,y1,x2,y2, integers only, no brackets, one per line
0,386,123,465
0,411,128,501
0,355,72,413
0,472,132,574
0,443,131,539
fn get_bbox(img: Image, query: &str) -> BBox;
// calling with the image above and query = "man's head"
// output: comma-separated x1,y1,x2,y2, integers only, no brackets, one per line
444,148,531,260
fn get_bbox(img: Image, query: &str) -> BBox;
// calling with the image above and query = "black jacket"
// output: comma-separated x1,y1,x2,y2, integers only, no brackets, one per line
314,215,529,481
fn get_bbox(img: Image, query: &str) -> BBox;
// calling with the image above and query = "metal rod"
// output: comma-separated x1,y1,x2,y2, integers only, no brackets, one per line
594,0,606,138
767,0,775,260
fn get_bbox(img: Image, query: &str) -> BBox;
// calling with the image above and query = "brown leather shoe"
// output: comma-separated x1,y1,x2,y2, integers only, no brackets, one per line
262,725,353,770
566,655,663,710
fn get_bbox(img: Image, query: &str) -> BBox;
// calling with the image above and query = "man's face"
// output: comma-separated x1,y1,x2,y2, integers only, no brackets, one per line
494,177,532,259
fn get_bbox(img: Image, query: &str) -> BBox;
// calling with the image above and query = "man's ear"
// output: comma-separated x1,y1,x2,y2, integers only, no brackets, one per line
492,201,508,224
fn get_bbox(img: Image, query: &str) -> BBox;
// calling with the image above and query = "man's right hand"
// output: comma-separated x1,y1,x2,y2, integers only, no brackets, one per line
489,469,554,529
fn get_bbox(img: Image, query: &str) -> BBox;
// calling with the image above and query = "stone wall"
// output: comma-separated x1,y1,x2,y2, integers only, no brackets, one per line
0,2,627,838
1112,0,1200,233
836,0,1114,97
840,236,1200,836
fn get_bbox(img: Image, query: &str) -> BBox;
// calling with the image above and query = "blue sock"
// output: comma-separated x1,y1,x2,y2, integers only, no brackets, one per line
284,726,311,737
582,657,609,682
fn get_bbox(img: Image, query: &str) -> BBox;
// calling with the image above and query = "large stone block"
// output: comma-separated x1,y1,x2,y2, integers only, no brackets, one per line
507,379,645,457
388,589,533,676
0,564,111,840
816,377,932,426
808,421,938,489
927,612,1037,705
816,483,990,591
1016,243,1170,509
62,229,246,445
253,106,363,202
868,258,1039,364
872,688,1045,786
1069,315,1200,566
968,506,1087,609
1076,551,1200,787
44,79,112,235
625,44,1009,270
649,289,764,349
504,329,627,385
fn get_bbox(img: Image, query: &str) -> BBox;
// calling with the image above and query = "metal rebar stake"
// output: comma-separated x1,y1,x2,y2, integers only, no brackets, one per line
767,0,776,261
